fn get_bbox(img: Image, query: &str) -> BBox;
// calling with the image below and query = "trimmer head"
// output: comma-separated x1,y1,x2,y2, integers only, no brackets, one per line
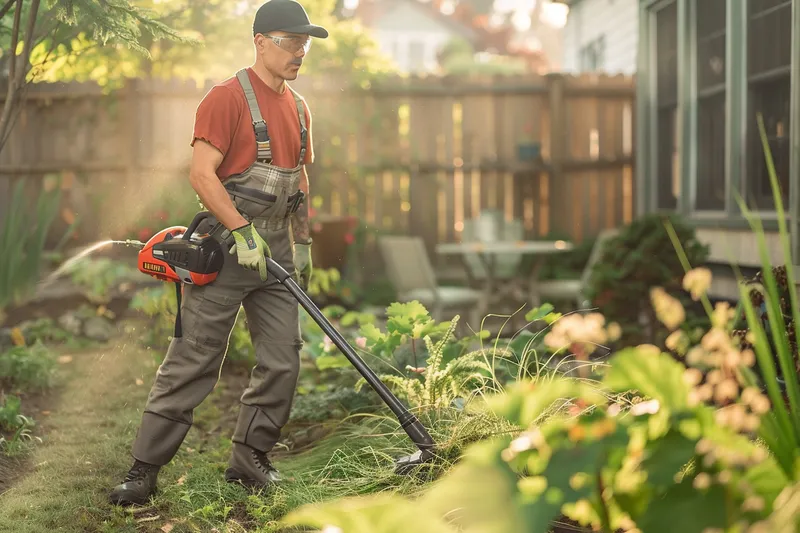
394,449,436,475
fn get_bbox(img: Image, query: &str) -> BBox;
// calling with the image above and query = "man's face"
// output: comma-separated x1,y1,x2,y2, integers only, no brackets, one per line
255,31,311,81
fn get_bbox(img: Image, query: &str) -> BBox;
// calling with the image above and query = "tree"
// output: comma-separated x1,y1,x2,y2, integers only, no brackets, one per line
0,0,191,157
16,0,396,89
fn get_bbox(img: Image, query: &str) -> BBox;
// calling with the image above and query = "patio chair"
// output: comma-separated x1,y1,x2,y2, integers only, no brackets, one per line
532,228,619,309
377,235,486,328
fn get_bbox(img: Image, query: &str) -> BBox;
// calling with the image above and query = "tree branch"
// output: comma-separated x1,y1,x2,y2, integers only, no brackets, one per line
0,0,41,156
7,0,22,84
0,0,23,154
0,0,14,21
15,0,41,87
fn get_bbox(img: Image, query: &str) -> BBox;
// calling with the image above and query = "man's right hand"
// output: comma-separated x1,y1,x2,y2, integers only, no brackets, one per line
230,224,272,281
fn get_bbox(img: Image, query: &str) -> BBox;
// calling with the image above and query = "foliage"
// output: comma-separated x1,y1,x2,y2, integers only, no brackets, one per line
21,0,396,90
0,0,189,155
584,211,710,346
734,265,800,378
359,301,484,373
438,36,527,76
355,315,494,412
62,257,141,303
0,176,75,315
0,341,58,393
0,394,38,455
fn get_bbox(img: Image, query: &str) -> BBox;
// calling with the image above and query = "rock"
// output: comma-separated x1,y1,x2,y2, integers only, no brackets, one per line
83,316,116,342
58,312,83,336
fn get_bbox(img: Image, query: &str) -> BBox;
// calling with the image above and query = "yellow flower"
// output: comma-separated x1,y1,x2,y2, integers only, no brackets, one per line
749,393,771,415
666,330,689,354
741,496,765,512
650,287,685,330
637,344,662,357
683,267,713,301
607,322,622,341
693,472,711,489
711,301,736,329
683,368,704,386
10,327,25,347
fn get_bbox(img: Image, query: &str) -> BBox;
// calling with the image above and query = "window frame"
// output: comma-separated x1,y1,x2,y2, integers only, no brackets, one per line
636,0,800,262
579,35,606,71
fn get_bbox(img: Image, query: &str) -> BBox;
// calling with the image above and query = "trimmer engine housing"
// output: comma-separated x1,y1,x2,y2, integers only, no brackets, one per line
137,226,223,286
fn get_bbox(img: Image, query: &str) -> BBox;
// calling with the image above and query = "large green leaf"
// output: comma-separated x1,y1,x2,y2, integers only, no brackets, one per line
422,437,558,533
603,348,690,411
742,454,792,515
386,301,430,323
639,427,697,488
633,479,728,533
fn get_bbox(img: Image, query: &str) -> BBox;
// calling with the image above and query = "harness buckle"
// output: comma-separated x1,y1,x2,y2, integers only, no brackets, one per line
253,119,269,143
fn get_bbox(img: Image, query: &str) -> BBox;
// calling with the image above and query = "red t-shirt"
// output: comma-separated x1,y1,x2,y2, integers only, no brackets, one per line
190,67,314,180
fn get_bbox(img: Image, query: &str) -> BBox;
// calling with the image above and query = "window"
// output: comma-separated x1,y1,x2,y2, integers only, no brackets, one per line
579,36,605,71
745,0,792,211
654,1,679,209
408,40,425,72
694,0,727,211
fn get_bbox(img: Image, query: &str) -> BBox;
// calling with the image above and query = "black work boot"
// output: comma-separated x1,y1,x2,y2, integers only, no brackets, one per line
225,443,281,490
109,459,160,506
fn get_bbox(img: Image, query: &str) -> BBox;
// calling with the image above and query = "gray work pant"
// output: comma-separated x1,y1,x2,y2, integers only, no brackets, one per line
131,220,302,466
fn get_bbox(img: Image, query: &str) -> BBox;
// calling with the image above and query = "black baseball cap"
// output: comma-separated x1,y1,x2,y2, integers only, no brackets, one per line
253,0,329,39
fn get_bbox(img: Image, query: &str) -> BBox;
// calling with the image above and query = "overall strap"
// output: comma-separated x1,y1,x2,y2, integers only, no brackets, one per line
235,69,272,163
287,85,308,167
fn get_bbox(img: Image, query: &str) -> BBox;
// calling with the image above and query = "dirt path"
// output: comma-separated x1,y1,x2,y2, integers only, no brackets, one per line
0,317,203,533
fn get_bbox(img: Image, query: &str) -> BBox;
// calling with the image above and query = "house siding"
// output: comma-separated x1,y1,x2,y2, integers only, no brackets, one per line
562,0,640,74
372,2,464,74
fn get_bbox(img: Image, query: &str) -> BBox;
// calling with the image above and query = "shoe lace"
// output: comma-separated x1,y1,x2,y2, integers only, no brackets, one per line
251,449,275,475
125,460,155,482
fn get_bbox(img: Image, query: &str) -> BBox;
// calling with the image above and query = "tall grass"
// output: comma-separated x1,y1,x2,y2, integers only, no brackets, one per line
0,177,75,314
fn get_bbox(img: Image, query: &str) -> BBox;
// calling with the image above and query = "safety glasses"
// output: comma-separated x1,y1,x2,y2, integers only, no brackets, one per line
267,34,312,55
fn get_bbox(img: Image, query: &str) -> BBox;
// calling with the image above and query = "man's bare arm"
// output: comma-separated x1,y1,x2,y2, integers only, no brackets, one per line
189,139,249,231
291,165,311,243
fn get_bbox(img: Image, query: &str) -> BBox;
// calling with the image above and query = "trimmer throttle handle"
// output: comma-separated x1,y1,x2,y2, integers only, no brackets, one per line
182,211,213,241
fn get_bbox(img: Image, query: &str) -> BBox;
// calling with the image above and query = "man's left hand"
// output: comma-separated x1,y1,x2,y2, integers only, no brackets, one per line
293,242,313,290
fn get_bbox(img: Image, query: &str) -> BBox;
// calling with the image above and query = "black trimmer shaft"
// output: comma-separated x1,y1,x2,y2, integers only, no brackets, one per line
266,257,436,473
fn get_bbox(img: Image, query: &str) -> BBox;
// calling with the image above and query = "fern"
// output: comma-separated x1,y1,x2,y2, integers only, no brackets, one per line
354,315,494,412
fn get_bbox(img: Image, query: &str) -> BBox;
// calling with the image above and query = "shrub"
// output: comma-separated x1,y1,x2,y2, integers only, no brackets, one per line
584,212,710,347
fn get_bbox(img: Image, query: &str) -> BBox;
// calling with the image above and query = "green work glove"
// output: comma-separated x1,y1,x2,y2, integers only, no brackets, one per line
230,224,271,281
293,241,313,290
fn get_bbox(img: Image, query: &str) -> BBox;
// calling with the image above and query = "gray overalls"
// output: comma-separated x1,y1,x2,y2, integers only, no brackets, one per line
131,69,308,466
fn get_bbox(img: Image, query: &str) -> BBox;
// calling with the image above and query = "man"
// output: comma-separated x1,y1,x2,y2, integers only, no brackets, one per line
109,0,327,506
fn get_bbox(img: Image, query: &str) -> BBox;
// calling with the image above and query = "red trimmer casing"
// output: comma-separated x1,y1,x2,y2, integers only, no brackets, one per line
137,225,223,286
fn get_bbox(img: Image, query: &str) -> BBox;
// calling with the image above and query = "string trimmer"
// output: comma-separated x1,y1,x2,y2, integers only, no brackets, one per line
126,211,436,474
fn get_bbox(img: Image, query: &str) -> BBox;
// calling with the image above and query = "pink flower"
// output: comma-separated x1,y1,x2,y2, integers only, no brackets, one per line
313,223,323,233
355,336,367,348
344,233,355,244
322,335,333,352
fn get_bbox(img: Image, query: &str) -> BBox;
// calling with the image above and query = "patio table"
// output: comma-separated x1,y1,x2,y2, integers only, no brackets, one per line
435,239,574,309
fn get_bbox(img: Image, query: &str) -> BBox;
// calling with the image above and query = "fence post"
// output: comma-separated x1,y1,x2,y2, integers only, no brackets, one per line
546,73,569,238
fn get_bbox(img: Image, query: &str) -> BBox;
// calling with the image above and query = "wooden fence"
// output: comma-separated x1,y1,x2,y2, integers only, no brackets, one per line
0,72,635,271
